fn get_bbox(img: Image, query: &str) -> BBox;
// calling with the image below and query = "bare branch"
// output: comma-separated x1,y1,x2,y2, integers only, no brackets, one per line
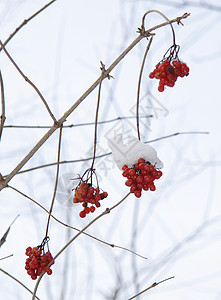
0,70,5,141
45,126,63,238
0,40,57,123
0,12,190,191
0,267,40,300
32,192,131,299
136,36,153,140
0,215,19,248
1,131,208,177
128,276,175,299
0,0,56,51
8,185,146,259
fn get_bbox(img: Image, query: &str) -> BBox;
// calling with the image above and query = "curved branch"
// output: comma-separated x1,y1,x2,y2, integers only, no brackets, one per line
136,36,153,140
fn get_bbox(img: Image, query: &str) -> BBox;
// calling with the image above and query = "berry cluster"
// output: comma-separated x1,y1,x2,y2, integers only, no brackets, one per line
25,247,54,280
149,59,189,92
73,182,108,218
122,158,162,198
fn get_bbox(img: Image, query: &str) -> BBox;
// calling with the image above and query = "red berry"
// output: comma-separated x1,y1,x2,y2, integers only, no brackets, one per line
158,84,164,92
144,175,152,183
95,194,101,201
149,184,156,191
85,207,91,214
143,184,149,191
128,169,136,176
130,184,137,193
27,269,35,276
47,269,52,275
122,164,128,170
137,183,143,190
102,191,108,198
95,201,101,208
134,163,139,170
90,206,95,213
79,210,86,218
149,72,154,79
136,175,143,183
138,162,146,170
125,179,133,187
134,189,142,198
138,158,145,164
149,165,155,172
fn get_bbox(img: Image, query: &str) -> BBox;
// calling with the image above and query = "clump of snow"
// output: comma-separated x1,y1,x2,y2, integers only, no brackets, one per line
108,134,163,169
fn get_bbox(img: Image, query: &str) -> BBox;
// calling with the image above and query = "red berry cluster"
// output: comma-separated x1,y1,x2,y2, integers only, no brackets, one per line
122,158,162,198
149,59,189,92
25,247,54,280
73,182,108,218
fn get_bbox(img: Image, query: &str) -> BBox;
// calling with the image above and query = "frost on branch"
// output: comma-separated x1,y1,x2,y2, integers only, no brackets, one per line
108,134,164,169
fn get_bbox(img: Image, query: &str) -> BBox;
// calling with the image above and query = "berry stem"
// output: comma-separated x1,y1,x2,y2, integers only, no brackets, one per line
136,36,153,140
141,10,176,46
44,126,63,240
90,62,106,170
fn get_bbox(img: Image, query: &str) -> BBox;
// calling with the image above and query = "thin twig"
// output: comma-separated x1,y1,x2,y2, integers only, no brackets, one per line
0,12,190,192
0,254,13,261
0,267,40,300
136,36,153,140
0,40,57,123
128,276,175,299
3,115,153,129
44,126,63,239
91,62,107,169
146,131,209,143
7,185,145,259
2,131,208,177
0,214,19,247
0,0,56,51
0,70,5,141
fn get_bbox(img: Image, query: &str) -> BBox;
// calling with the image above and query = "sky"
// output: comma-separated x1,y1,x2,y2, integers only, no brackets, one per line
0,0,221,299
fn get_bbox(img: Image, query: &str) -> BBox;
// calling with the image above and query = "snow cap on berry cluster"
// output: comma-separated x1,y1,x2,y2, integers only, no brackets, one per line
108,134,163,169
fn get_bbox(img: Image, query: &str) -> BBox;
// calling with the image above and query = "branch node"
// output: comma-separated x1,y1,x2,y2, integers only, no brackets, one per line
137,26,155,38
105,208,110,214
54,120,63,129
0,173,7,190
177,12,190,25
100,61,113,80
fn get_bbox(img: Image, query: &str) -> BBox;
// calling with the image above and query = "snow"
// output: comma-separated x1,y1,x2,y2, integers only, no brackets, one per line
107,134,164,170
